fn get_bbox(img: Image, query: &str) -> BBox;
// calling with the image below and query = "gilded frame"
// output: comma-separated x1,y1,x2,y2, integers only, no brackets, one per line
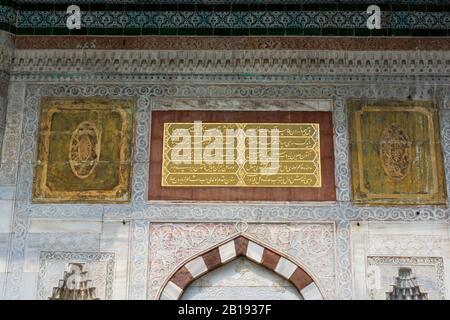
348,100,447,206
32,97,135,203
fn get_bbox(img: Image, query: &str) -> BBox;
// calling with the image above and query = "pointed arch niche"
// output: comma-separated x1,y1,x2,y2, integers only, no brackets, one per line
158,235,324,300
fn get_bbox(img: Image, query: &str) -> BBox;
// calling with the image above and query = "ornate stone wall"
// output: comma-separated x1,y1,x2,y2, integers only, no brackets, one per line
0,35,449,300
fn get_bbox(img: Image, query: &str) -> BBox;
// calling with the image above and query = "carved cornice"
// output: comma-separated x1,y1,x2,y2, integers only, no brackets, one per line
10,49,450,76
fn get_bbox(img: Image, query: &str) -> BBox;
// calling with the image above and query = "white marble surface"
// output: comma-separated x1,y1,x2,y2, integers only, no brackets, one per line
0,273,5,299
29,219,102,234
0,233,8,273
0,200,12,233
351,222,449,300
100,221,130,300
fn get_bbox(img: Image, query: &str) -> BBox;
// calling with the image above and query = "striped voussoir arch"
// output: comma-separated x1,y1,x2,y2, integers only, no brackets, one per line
159,236,324,300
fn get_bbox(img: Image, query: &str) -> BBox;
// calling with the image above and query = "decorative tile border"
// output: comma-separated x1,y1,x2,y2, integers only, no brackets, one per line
1,2,450,36
128,220,150,300
16,9,450,29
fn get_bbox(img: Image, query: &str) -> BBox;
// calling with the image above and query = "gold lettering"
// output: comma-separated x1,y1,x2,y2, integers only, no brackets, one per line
162,122,321,187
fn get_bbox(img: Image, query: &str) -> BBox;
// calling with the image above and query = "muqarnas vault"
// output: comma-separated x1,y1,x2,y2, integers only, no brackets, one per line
348,100,447,206
32,97,135,203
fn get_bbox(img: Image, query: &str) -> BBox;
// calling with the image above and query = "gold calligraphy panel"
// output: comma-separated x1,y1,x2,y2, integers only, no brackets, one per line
162,123,321,187
348,100,447,206
32,97,135,203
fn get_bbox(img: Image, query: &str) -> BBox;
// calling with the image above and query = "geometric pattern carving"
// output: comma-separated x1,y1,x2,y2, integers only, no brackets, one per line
368,234,442,257
148,223,237,300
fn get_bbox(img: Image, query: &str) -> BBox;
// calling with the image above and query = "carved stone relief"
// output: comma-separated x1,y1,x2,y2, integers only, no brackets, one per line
367,256,445,300
386,267,428,300
181,257,303,300
368,235,443,257
69,121,101,180
147,223,237,300
148,222,336,300
37,251,114,300
379,123,412,180
49,263,100,300
246,223,336,299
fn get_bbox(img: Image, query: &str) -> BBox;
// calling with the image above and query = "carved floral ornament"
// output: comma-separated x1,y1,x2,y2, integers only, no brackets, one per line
32,97,135,203
379,123,413,180
69,121,101,179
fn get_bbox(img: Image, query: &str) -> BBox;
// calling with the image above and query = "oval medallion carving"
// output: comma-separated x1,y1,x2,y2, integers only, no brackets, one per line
379,123,412,180
69,121,101,179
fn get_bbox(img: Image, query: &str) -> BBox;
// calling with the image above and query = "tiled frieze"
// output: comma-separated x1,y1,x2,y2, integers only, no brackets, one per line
0,2,449,36
16,9,450,30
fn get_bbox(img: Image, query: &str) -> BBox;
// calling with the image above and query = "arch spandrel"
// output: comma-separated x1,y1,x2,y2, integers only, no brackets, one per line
158,235,324,300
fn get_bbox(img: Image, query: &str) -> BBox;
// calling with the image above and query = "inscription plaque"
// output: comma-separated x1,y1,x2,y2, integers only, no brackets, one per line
162,122,321,187
149,109,336,202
